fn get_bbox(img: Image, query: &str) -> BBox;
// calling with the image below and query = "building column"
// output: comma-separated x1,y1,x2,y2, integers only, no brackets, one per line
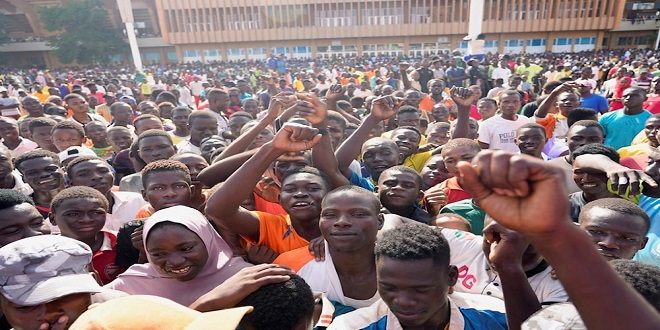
467,0,485,38
116,0,144,72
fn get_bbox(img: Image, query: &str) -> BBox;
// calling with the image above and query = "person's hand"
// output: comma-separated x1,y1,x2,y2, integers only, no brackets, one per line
296,93,328,125
483,220,529,273
266,93,296,119
553,81,580,94
370,95,402,120
307,236,326,262
130,225,145,254
39,316,69,330
399,62,410,72
423,185,448,215
418,143,438,153
270,123,322,152
246,244,279,264
190,264,294,311
255,177,281,203
450,86,478,108
573,154,657,197
325,84,344,102
457,151,571,237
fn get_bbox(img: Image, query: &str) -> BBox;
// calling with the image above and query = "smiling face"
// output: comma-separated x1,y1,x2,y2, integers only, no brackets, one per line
391,128,421,158
279,173,328,221
377,257,456,328
319,190,383,254
580,207,648,261
50,197,107,242
420,155,452,189
17,157,64,192
22,96,44,116
516,127,546,158
572,164,610,197
146,223,209,282
67,160,114,195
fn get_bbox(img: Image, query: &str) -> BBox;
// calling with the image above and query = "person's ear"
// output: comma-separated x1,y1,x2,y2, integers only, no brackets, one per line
82,137,88,144
397,153,404,164
641,237,649,250
373,186,379,194
416,190,424,203
141,189,148,202
448,265,458,287
189,185,196,197
49,212,57,226
377,213,385,230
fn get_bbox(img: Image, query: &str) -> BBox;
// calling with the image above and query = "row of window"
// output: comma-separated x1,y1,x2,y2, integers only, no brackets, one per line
163,0,617,32
616,36,655,46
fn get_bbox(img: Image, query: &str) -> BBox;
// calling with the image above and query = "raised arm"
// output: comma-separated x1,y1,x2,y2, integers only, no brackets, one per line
449,86,479,139
296,93,351,188
458,151,660,330
325,84,361,125
216,94,295,161
197,149,257,187
335,96,400,177
399,63,412,90
205,123,322,241
534,82,577,119
573,154,658,197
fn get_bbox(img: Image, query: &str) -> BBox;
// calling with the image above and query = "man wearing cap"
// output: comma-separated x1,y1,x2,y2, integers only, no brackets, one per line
579,80,609,114
93,93,116,123
0,87,21,120
0,235,125,330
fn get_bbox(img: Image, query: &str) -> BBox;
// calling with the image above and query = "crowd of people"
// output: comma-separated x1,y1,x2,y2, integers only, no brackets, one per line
0,47,660,329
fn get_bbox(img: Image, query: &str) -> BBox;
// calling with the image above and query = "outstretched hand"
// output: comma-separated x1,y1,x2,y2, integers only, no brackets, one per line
271,123,322,152
457,151,570,236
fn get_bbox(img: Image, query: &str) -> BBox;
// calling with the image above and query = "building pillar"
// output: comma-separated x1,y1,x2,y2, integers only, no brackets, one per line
467,0,485,38
117,0,144,72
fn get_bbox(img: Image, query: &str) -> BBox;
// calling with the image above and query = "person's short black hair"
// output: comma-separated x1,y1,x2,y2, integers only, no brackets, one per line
14,150,60,171
0,189,35,211
141,160,191,188
63,93,85,104
155,91,177,104
516,122,546,136
51,186,109,214
477,97,497,107
567,107,598,127
229,111,254,120
281,166,331,192
110,102,132,114
391,125,422,141
323,185,381,213
65,155,105,177
133,114,161,128
188,110,217,126
569,120,603,134
327,110,347,131
442,138,481,153
579,198,650,233
235,274,315,330
28,117,57,134
380,165,423,188
171,106,192,115
610,260,660,312
137,129,174,148
51,121,85,138
396,105,419,117
375,224,450,267
571,143,619,163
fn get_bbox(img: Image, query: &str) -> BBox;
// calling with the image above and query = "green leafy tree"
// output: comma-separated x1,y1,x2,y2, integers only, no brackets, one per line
37,0,127,64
